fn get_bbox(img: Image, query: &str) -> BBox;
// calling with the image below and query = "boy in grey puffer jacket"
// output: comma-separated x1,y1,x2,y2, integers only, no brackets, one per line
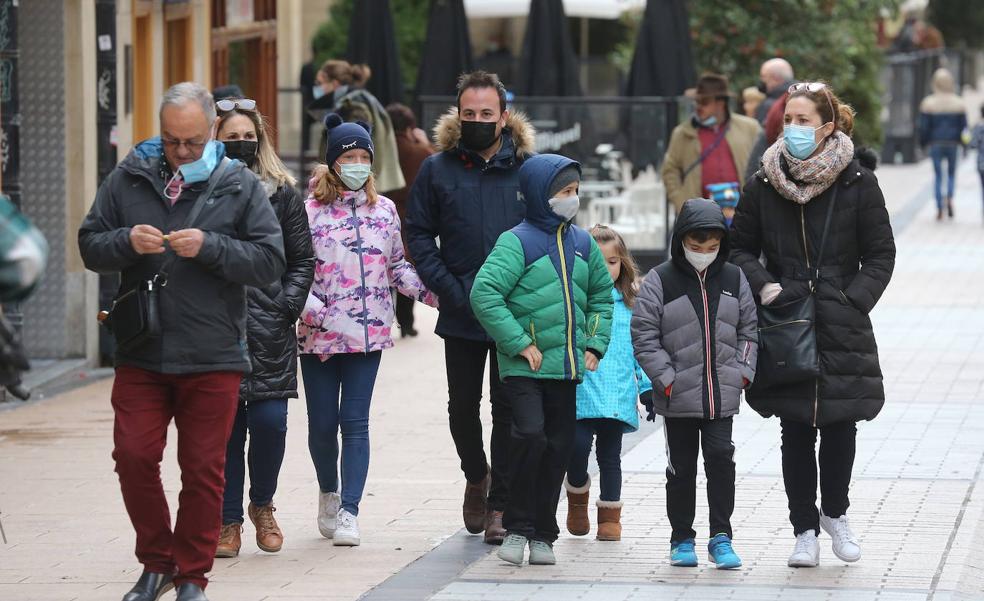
631,198,758,570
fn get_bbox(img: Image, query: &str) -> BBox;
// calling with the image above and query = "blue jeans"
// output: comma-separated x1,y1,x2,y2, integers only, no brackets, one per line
930,144,959,210
222,398,289,524
300,352,382,516
567,418,624,502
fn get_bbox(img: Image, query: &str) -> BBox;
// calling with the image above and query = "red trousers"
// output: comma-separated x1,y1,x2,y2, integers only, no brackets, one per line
111,366,241,589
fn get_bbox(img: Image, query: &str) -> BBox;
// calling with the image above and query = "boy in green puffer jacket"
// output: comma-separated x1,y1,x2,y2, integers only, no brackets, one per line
470,154,614,566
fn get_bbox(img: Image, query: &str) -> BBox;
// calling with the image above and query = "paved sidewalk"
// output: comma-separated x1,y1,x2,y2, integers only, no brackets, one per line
1,157,982,601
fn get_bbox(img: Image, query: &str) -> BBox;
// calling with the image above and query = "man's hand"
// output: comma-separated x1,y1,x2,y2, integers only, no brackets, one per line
168,229,205,258
129,224,166,255
519,344,543,372
584,351,599,372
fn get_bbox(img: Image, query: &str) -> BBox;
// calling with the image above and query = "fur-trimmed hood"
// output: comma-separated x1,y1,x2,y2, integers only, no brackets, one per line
433,107,536,158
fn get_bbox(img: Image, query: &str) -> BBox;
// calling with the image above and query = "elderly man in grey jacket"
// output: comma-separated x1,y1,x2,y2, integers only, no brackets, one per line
79,82,284,601
631,198,757,570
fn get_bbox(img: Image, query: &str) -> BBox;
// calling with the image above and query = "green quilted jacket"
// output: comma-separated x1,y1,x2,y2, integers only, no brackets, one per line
470,154,613,381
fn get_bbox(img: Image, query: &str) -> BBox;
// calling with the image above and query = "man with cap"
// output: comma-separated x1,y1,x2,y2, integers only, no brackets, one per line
661,74,761,215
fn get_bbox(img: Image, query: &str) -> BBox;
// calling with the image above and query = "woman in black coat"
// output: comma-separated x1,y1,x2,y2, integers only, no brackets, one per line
730,83,895,569
212,99,315,557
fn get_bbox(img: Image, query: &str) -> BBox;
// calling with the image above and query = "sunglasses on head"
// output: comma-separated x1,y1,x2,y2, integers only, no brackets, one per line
216,98,257,113
788,82,835,122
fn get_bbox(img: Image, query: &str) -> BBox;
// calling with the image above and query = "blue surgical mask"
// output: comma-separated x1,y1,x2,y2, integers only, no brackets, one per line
784,124,824,160
178,140,220,184
699,114,718,128
313,85,326,100
548,194,580,222
337,163,372,190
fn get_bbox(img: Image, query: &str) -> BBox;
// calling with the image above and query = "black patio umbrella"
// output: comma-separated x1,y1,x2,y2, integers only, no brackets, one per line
416,0,473,104
347,0,404,106
623,0,697,170
517,0,583,98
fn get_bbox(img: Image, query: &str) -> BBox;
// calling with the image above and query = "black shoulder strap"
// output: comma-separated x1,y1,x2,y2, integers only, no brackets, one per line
720,263,742,298
683,123,730,179
155,157,231,285
813,183,839,282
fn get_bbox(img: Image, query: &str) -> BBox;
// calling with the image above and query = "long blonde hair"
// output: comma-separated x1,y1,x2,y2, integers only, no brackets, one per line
309,163,379,206
590,224,639,307
216,107,296,187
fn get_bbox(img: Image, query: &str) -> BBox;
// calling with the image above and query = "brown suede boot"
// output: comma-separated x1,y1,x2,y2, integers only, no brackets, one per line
596,500,623,541
483,509,506,545
565,475,591,536
249,502,284,553
463,466,491,534
215,523,242,558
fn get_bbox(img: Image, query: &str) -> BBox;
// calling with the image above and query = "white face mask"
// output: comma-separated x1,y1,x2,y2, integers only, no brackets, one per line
684,247,719,272
548,194,580,222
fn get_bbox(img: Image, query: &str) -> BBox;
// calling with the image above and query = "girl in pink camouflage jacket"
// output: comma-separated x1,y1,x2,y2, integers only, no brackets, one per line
299,115,436,547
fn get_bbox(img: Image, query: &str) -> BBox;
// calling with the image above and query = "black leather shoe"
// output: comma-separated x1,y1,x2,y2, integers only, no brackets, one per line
121,571,174,601
176,583,209,601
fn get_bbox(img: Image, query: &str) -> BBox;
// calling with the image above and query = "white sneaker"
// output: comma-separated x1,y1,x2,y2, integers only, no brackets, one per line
318,491,341,539
820,512,861,562
333,508,361,546
788,529,820,567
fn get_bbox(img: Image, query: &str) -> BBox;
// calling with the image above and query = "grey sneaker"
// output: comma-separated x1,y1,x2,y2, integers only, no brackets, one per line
497,533,527,565
788,529,820,567
318,491,341,539
528,540,556,565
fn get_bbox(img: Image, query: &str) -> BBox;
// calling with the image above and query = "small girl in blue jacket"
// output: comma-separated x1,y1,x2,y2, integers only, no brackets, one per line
564,225,651,541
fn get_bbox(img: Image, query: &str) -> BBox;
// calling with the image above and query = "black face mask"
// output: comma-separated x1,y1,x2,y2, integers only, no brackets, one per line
459,120,500,152
756,80,768,94
224,140,259,168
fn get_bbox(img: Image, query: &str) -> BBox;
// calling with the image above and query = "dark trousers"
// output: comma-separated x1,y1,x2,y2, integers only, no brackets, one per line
780,419,857,536
930,144,959,209
444,337,511,511
111,366,241,589
222,398,289,524
567,418,624,502
395,292,415,332
301,352,382,516
501,376,577,543
663,417,736,542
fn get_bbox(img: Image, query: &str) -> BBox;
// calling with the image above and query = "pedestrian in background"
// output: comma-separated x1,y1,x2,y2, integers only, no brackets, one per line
564,225,650,543
632,199,758,571
742,86,766,119
212,98,314,559
470,154,613,567
920,68,968,220
968,104,984,220
731,82,895,568
298,114,438,548
78,82,285,601
385,102,435,338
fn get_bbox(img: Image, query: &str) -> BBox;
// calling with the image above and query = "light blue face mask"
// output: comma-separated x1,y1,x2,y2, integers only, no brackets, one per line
178,140,220,184
313,85,326,100
699,114,718,128
336,162,372,190
784,123,825,160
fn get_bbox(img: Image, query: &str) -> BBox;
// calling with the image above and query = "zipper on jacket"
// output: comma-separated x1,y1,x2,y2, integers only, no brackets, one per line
556,224,577,380
759,319,811,331
588,313,601,337
801,205,820,426
529,320,537,347
698,270,716,419
352,197,371,352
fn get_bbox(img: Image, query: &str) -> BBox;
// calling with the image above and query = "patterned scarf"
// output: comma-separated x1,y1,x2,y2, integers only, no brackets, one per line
762,130,855,205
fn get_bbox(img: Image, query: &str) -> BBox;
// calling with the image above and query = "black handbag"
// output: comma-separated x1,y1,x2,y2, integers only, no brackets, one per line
754,185,838,388
103,159,230,352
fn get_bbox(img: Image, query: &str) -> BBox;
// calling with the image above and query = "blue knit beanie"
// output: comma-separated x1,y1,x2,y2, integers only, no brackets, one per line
323,113,374,167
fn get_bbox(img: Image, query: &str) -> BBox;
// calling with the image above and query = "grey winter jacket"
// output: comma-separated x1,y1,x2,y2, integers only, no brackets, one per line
631,199,758,420
78,137,286,375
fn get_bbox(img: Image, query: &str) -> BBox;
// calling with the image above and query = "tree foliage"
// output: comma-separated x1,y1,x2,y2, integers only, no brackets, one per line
689,0,900,146
311,0,429,91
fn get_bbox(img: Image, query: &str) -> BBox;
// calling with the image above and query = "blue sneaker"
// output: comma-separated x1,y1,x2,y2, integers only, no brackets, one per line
707,533,742,569
670,538,698,567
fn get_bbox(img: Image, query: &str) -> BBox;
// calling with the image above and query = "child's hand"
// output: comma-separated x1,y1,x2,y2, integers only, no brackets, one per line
519,345,543,371
584,351,599,372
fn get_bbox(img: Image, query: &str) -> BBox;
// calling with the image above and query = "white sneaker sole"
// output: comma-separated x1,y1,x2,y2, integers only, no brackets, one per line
333,534,360,546
788,556,820,568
